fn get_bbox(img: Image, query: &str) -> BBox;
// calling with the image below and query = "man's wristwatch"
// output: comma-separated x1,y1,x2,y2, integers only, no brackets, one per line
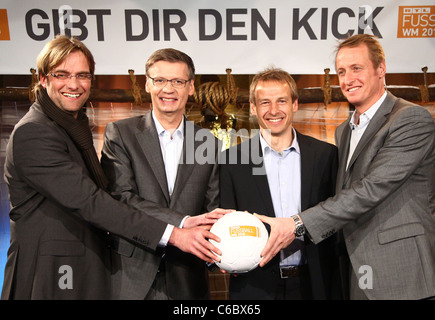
292,215,306,237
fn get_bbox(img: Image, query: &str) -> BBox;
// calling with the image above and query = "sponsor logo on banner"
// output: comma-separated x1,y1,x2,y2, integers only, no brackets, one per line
0,9,11,40
398,6,435,37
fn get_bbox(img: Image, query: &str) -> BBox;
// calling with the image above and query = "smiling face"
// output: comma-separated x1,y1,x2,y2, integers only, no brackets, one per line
251,80,298,148
40,50,92,118
336,44,386,114
145,60,194,124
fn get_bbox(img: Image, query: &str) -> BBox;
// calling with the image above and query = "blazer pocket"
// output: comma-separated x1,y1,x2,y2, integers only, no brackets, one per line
39,240,85,256
378,222,424,245
108,236,135,257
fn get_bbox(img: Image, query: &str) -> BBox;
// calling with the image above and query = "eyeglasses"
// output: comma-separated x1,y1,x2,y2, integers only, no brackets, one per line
49,72,93,81
148,76,190,89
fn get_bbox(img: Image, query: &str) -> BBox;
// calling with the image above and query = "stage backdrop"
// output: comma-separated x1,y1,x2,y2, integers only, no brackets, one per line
0,0,434,75
1,0,435,293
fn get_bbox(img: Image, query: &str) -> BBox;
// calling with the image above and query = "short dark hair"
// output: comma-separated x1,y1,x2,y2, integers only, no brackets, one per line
250,67,298,104
145,48,195,80
335,34,385,69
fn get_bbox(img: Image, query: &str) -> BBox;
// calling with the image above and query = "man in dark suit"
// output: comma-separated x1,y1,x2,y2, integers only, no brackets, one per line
258,35,435,300
1,36,222,300
220,68,342,299
101,48,230,299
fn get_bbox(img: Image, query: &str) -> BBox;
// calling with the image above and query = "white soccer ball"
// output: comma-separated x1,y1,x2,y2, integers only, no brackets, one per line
209,211,269,273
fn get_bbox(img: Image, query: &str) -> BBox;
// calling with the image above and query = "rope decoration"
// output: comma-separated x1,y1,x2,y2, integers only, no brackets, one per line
321,68,332,106
419,66,429,104
29,68,38,103
193,70,240,149
226,68,239,107
194,81,230,117
194,69,239,118
128,69,142,106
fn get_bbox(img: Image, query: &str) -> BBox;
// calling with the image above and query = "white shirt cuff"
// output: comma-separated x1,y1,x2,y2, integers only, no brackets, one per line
158,216,190,247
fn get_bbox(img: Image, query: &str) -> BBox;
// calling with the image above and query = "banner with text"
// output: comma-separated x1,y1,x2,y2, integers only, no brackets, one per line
0,0,434,75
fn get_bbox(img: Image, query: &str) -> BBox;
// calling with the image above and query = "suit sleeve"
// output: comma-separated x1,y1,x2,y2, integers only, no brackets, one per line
201,143,220,213
329,145,339,197
12,121,167,250
301,106,435,244
219,150,238,210
101,121,186,226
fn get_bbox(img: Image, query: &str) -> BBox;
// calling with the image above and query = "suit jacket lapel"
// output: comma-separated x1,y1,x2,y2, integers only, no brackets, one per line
170,119,196,204
343,91,396,185
248,134,275,217
297,131,314,211
336,121,351,189
136,112,170,203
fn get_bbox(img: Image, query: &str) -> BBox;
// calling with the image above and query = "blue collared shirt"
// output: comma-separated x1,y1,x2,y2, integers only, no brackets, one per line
152,111,184,197
152,111,185,247
259,129,306,266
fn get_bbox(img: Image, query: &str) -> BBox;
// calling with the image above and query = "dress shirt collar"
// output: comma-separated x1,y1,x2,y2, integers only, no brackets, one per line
259,128,300,156
152,110,184,139
349,90,387,130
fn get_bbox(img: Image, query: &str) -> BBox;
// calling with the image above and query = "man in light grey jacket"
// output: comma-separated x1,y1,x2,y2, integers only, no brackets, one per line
257,34,435,300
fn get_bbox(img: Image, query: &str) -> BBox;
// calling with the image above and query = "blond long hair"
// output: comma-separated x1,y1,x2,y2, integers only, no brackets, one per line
33,34,95,95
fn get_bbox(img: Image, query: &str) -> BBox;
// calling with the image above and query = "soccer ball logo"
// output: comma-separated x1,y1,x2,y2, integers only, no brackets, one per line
210,211,269,273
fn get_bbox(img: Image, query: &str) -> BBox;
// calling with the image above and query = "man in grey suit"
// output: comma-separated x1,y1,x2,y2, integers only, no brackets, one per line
1,36,222,300
257,34,435,299
101,48,229,299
